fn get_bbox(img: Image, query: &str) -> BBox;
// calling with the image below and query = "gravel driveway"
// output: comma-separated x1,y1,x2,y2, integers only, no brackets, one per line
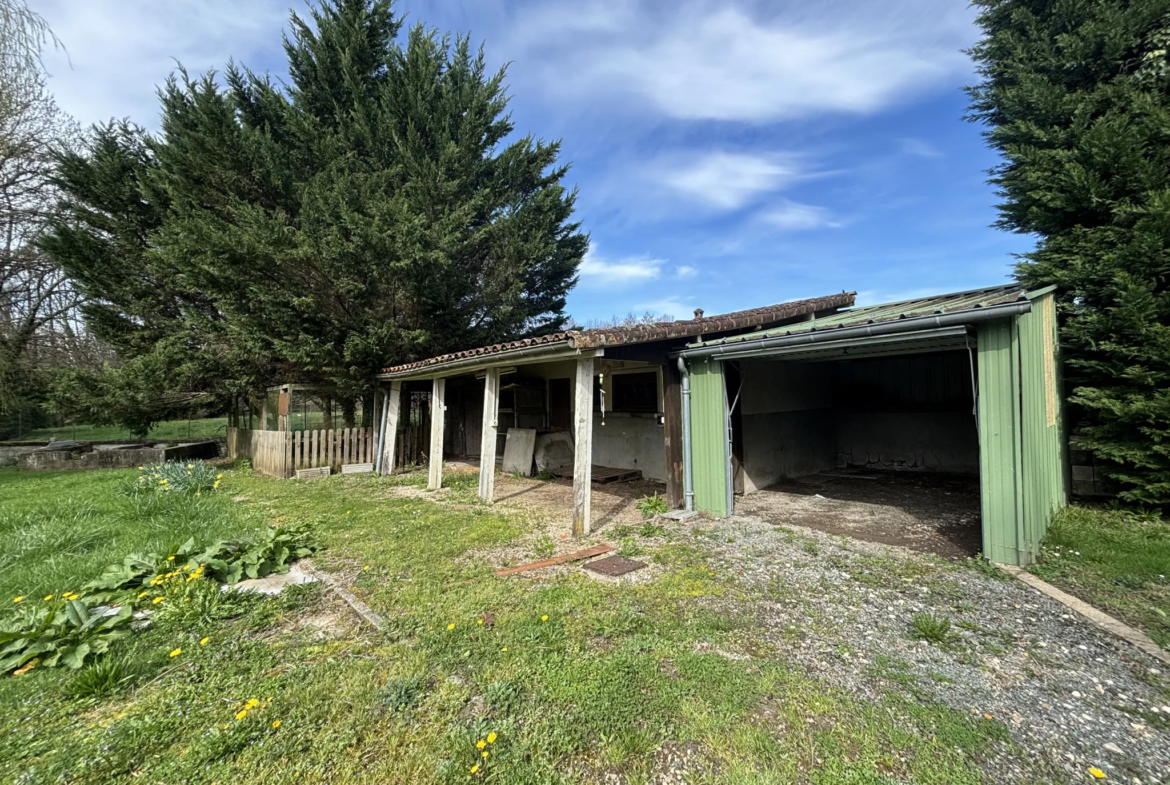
664,511,1170,784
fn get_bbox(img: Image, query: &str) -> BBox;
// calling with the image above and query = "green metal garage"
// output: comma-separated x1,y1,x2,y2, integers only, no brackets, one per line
674,285,1067,567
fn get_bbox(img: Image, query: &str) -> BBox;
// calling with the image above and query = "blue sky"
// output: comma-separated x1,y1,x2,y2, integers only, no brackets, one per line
32,0,1034,324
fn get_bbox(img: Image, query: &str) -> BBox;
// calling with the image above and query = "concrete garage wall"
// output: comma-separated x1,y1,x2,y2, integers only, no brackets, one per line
739,361,837,492
591,414,666,481
836,412,978,473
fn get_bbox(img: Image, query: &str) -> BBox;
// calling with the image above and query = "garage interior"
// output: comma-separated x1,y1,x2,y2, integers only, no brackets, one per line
730,348,983,558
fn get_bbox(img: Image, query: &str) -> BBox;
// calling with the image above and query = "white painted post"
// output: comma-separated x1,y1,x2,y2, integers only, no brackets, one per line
478,368,500,502
379,381,402,475
427,378,446,490
572,356,595,536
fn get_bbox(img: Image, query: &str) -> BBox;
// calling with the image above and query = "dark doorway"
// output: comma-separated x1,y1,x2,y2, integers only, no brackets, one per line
549,378,571,431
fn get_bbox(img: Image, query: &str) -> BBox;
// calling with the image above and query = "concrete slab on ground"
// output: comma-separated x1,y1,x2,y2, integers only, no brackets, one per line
226,563,317,596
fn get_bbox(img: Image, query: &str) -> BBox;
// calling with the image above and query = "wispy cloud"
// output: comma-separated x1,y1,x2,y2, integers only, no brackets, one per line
900,138,945,158
675,265,698,278
657,152,801,210
635,297,694,320
516,1,974,123
578,248,663,284
760,200,839,231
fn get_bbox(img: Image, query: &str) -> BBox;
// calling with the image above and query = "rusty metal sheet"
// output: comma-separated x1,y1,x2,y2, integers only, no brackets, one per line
582,555,647,577
277,392,291,415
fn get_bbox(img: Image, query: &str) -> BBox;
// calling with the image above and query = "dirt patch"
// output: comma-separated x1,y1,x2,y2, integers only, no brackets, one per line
738,471,981,559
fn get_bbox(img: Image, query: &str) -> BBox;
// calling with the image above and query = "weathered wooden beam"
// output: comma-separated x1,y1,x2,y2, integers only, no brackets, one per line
572,356,594,536
662,360,684,509
478,368,500,502
427,378,446,490
378,381,401,475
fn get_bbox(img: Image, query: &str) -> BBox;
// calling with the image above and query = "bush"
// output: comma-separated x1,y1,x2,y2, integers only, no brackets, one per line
123,460,224,497
0,598,134,673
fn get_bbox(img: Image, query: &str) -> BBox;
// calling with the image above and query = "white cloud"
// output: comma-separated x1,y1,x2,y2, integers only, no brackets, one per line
31,0,289,129
635,297,694,320
900,138,945,158
760,200,838,231
658,152,800,210
675,265,698,278
579,248,663,284
518,1,975,123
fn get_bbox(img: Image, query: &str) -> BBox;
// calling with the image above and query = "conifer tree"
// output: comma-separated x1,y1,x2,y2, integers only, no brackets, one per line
969,0,1170,506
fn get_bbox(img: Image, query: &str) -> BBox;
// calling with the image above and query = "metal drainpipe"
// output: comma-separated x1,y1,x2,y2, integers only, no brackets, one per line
677,357,694,512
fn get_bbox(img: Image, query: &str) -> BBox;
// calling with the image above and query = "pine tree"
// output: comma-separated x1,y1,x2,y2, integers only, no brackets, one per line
40,0,585,431
969,0,1170,507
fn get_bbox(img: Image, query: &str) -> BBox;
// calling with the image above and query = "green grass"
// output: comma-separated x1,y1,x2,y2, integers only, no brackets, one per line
13,416,229,442
0,466,1033,783
1029,505,1170,648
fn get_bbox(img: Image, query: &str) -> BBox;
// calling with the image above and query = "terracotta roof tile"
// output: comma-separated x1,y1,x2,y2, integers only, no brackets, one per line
380,292,855,376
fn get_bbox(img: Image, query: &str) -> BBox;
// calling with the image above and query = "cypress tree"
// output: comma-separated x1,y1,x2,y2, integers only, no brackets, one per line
969,0,1170,506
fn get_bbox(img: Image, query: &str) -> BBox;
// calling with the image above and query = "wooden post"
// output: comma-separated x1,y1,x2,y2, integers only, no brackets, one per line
260,395,269,432
572,356,594,536
478,368,500,502
662,360,684,509
427,377,446,490
379,381,402,475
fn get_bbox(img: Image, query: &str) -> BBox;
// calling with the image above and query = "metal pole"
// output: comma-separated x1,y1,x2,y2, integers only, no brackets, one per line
677,357,694,512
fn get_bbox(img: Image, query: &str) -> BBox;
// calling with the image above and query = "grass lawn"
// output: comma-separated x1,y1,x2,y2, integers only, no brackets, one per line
0,465,1029,784
13,417,229,442
1029,504,1170,648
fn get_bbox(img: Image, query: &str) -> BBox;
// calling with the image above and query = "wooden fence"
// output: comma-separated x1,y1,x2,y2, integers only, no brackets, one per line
226,427,374,479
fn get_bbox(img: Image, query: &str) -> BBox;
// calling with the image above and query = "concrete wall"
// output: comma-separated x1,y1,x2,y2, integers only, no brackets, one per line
836,412,978,473
740,361,837,492
591,414,666,481
16,441,220,471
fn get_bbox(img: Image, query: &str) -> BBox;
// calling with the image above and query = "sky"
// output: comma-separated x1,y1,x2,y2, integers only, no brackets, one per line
30,0,1035,324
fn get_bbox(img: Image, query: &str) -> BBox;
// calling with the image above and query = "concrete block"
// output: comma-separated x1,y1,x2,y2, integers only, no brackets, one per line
296,466,331,480
341,463,373,475
502,428,536,475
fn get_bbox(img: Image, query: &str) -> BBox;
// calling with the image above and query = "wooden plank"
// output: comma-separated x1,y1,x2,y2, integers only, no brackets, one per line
494,543,614,576
592,466,642,484
380,381,402,474
662,359,684,509
479,368,500,501
284,431,292,478
572,356,594,536
428,378,446,490
311,429,319,468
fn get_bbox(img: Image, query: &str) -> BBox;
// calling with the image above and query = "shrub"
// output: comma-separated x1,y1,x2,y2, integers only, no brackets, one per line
123,460,224,497
636,492,668,519
0,599,134,673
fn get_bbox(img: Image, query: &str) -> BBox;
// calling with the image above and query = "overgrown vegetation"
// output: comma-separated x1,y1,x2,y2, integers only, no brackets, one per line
0,465,1025,783
1030,505,1170,647
635,492,668,519
909,613,958,649
122,459,223,496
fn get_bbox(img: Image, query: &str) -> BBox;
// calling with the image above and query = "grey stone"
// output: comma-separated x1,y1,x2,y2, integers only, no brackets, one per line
225,564,317,596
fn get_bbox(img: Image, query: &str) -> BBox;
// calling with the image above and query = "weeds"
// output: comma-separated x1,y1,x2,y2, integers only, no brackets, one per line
636,492,668,519
909,613,958,648
529,535,555,560
66,656,143,699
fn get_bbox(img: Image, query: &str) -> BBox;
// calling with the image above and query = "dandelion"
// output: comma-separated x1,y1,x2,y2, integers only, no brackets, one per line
346,510,351,515
487,732,497,744
1088,768,1107,780
152,596,164,604
482,751,489,759
541,615,549,622
447,623,455,630
363,565,370,571
169,648,182,657
187,464,193,469
478,619,484,625
470,765,479,774
159,479,167,485
272,720,281,729
167,555,175,561
216,473,223,480
43,594,53,601
138,466,144,470
213,481,220,489
246,698,260,708
138,591,148,599
476,740,486,750
236,709,249,721
195,492,201,497
200,637,210,645
12,596,22,603
501,647,507,652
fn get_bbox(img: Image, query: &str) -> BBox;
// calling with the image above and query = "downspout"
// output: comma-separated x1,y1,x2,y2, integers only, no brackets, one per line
677,357,694,512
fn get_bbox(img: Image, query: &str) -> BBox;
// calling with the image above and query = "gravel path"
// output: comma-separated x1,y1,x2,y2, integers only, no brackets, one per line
666,512,1170,785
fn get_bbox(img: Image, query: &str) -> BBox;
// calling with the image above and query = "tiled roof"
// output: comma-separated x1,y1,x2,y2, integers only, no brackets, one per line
686,284,1027,349
380,292,856,375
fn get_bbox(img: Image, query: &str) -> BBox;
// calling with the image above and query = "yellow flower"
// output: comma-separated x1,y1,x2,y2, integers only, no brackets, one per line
272,720,281,729
187,464,193,469
159,479,167,484
200,637,210,646
541,615,549,621
235,709,248,721
216,474,223,480
12,596,22,603
137,466,144,470
470,765,479,774
363,565,370,571
346,510,352,515
43,594,53,601
501,647,507,652
476,740,486,750
183,597,190,603
447,623,455,630
477,619,484,625
1088,768,1107,780
169,648,182,657
482,751,489,758
213,481,220,489
246,698,260,708
152,596,164,604
167,555,175,561
195,492,201,497
138,591,148,599
487,732,497,744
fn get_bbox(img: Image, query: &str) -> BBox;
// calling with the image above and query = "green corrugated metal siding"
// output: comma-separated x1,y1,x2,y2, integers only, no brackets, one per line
689,358,729,517
978,301,1067,566
978,318,1026,564
1018,292,1067,560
